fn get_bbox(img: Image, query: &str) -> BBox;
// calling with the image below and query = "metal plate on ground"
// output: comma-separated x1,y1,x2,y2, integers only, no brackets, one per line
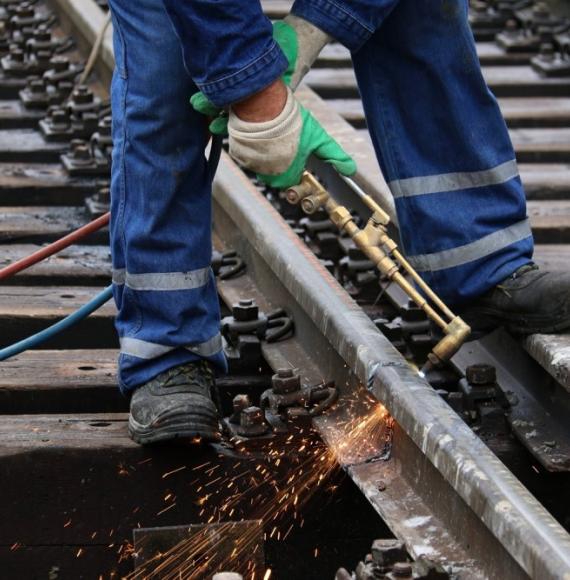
133,521,264,579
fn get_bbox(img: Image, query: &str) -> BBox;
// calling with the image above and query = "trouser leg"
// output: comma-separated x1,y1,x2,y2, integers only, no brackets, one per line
108,0,226,394
351,0,533,306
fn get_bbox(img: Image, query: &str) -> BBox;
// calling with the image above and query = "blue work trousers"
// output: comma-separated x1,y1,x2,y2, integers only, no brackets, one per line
108,0,532,392
293,0,533,303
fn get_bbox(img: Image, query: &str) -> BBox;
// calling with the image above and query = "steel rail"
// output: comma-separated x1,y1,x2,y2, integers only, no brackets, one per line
49,0,570,577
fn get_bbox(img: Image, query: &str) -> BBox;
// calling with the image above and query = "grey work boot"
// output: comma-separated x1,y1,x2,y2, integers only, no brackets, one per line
128,360,221,445
460,264,570,335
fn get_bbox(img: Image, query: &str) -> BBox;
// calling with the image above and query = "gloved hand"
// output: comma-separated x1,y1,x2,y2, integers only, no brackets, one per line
228,85,356,189
191,15,331,135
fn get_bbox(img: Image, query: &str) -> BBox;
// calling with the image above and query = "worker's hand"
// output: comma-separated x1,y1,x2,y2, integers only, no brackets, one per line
228,85,356,189
191,15,330,136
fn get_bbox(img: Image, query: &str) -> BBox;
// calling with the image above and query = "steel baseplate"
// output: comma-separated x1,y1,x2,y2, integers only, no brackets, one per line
453,328,570,472
133,521,264,579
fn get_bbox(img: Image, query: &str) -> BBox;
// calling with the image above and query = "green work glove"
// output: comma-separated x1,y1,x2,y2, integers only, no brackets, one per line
190,15,330,136
190,91,229,136
228,86,356,189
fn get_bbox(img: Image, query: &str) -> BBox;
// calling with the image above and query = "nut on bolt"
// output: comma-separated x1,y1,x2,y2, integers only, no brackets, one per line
232,298,259,322
371,540,407,572
272,368,301,394
466,363,496,385
236,406,269,437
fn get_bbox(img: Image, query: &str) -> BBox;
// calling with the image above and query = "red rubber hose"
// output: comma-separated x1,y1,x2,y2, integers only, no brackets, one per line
0,212,110,281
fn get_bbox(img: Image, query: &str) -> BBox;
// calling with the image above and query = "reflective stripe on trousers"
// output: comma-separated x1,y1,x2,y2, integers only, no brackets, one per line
351,0,534,304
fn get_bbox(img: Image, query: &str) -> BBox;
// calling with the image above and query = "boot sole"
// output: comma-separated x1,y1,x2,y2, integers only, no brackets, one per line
128,415,221,445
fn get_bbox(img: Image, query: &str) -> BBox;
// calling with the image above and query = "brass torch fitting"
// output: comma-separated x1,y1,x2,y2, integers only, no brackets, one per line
301,190,329,214
427,316,471,369
286,179,313,205
285,171,472,371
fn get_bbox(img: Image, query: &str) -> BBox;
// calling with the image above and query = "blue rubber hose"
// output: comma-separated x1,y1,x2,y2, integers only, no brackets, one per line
0,286,114,361
0,135,224,362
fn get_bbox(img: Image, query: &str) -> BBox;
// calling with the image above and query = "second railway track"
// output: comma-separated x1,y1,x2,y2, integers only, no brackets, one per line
1,0,570,578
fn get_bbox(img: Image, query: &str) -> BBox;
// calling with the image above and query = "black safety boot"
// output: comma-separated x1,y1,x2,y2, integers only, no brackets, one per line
460,264,570,335
128,360,221,445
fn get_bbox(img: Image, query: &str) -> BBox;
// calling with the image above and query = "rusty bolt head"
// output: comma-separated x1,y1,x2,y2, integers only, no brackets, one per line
98,116,112,136
36,49,51,62
73,145,92,161
9,47,24,62
51,108,70,128
72,85,93,104
96,187,110,204
241,406,264,426
15,6,34,18
71,139,87,150
57,80,73,93
466,364,496,386
392,562,413,577
49,55,69,71
533,2,549,18
232,298,259,322
29,77,45,93
237,406,268,437
272,368,301,394
539,42,555,59
371,540,407,569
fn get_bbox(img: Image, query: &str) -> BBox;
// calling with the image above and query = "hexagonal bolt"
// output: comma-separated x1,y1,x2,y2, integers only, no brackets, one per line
72,85,94,104
34,27,51,42
533,2,550,18
9,47,24,62
50,108,71,129
15,6,35,18
35,50,52,65
98,115,112,135
69,140,93,164
237,406,268,437
538,42,555,61
272,368,301,395
49,56,70,72
466,363,496,386
95,187,110,204
73,145,92,161
27,76,45,93
232,298,259,322
371,540,407,571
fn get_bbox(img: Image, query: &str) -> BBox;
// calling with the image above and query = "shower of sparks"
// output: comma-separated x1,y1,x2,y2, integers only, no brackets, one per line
124,396,391,579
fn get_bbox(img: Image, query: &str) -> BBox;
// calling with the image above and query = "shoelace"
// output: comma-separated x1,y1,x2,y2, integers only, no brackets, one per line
163,361,213,393
497,263,540,297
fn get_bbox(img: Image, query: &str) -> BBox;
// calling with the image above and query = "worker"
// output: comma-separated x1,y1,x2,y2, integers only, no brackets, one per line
107,0,570,445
